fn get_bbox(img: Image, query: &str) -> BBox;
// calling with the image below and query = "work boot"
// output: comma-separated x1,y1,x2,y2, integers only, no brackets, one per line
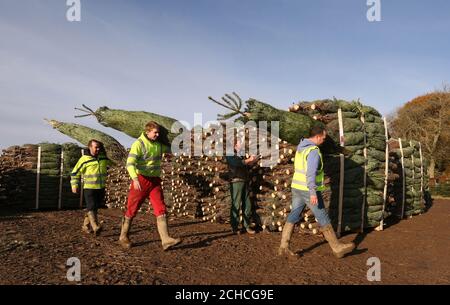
93,210,103,233
245,227,256,234
278,222,297,256
231,227,241,235
320,224,355,258
118,217,132,249
156,215,182,251
87,211,102,236
81,213,91,234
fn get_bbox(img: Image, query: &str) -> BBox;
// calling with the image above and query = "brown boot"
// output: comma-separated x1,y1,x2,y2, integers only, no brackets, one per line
87,211,101,236
93,211,103,234
156,215,181,251
118,217,132,249
278,222,297,256
320,224,355,258
81,213,91,234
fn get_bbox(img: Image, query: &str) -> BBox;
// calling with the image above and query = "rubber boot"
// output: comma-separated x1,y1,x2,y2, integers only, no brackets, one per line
278,222,297,256
81,213,91,234
118,217,132,249
93,210,103,234
156,215,182,251
87,211,101,236
320,224,355,258
246,227,256,234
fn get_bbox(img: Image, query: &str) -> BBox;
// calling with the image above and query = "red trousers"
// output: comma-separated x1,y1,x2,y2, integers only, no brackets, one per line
125,175,166,218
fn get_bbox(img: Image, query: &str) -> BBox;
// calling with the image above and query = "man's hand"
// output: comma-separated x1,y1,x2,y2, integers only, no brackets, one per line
133,179,142,191
310,195,318,206
71,187,78,194
245,155,258,165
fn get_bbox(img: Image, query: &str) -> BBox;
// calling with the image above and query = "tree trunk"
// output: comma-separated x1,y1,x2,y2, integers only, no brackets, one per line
428,158,436,179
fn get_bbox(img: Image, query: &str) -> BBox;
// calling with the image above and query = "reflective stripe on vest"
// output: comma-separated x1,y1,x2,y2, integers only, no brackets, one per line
70,155,108,189
291,145,325,191
127,134,163,177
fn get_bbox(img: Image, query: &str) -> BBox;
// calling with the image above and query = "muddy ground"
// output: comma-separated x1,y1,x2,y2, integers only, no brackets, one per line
0,199,449,285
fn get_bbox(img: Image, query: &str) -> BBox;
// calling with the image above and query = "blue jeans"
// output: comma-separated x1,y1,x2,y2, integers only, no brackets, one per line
286,189,331,227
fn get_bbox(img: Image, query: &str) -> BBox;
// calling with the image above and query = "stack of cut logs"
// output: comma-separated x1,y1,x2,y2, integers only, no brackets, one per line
0,143,82,209
100,125,320,233
1,99,431,235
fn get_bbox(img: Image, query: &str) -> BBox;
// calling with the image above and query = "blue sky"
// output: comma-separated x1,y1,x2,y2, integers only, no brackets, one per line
1,0,449,149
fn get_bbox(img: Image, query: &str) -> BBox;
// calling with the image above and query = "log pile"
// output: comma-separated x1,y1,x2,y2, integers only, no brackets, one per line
162,127,323,233
97,125,318,231
0,143,83,209
1,96,433,236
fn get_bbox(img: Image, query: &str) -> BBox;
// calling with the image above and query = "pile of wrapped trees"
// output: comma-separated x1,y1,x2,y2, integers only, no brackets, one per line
388,139,428,217
213,97,390,232
0,143,83,209
286,100,390,231
1,95,432,236
430,180,450,197
60,99,430,232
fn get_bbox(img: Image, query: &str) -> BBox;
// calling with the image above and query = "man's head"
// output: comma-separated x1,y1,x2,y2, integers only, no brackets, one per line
145,121,160,141
88,139,103,157
307,124,327,146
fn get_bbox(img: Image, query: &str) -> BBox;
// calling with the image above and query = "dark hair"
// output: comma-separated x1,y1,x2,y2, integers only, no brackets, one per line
308,124,326,138
88,139,106,156
88,139,101,147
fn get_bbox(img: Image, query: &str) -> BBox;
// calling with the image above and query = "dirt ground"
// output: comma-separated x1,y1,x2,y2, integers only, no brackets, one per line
0,199,449,285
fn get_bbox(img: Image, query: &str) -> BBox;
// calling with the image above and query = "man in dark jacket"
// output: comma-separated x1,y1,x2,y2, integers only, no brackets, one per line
225,139,259,234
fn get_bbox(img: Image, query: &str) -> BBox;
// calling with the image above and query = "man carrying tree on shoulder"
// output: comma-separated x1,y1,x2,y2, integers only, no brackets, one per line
118,121,181,251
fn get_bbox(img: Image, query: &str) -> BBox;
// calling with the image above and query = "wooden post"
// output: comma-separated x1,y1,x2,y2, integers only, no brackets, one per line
360,113,367,233
380,117,389,230
399,138,405,219
337,108,345,237
338,153,344,238
338,108,345,147
410,141,415,211
79,148,84,209
58,150,64,210
35,146,41,210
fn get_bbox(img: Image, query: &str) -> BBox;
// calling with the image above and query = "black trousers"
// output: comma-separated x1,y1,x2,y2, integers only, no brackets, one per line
83,189,105,212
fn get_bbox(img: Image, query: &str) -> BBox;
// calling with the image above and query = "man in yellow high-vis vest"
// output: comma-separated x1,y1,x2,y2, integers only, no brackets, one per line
118,121,181,251
71,140,110,236
278,125,355,258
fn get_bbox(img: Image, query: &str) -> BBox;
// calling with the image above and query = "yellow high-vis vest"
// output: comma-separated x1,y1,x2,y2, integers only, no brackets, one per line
126,133,168,179
291,145,325,192
71,154,109,189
